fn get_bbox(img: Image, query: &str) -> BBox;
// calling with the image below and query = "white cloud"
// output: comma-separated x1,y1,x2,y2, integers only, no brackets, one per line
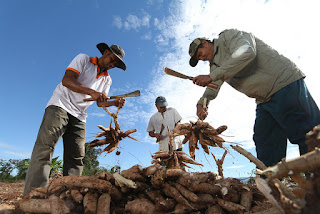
115,12,152,31
90,112,106,117
225,165,245,169
0,142,11,148
141,32,152,40
286,143,300,161
113,16,122,29
147,0,164,5
5,151,30,158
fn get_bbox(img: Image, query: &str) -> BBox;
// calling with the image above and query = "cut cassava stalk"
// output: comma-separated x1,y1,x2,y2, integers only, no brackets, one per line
232,144,299,212
274,182,304,212
305,124,320,152
257,148,320,179
255,177,285,214
230,144,296,197
113,172,137,189
212,150,227,177
231,144,266,170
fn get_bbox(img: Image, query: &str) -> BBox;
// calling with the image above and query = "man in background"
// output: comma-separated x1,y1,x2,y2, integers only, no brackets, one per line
147,96,183,152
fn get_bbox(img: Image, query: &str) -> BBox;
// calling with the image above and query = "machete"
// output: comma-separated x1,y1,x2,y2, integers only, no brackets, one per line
83,90,140,102
163,67,218,89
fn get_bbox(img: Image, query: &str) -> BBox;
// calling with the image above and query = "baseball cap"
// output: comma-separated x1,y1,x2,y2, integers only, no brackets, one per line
188,37,208,67
155,96,168,107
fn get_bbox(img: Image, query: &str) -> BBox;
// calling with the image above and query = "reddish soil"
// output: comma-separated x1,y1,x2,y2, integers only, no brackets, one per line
0,183,24,214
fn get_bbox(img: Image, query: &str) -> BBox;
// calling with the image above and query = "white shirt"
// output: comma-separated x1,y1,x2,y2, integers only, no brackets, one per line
46,54,112,122
147,107,183,152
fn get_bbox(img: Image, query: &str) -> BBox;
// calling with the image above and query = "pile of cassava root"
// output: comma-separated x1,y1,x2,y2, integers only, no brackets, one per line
18,164,273,214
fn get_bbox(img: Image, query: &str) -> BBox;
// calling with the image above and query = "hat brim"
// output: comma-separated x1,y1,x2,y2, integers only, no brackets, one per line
96,43,126,71
189,57,198,67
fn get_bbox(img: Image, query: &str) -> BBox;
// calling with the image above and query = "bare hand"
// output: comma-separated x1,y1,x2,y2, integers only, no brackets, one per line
193,75,212,87
197,104,208,120
155,134,161,142
90,91,108,102
114,98,125,109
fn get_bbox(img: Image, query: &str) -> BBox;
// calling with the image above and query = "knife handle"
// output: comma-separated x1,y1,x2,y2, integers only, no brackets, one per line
83,98,95,102
189,77,218,89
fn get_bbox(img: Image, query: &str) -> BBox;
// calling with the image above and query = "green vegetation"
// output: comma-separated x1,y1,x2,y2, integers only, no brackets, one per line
0,143,120,183
81,143,118,176
0,158,29,183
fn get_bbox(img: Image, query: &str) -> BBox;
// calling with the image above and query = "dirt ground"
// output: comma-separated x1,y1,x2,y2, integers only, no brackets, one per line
0,183,24,214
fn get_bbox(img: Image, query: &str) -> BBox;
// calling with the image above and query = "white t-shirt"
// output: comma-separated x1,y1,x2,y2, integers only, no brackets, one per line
46,54,112,122
147,107,183,152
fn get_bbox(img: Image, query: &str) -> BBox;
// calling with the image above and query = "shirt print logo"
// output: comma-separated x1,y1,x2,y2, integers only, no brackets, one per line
101,77,106,83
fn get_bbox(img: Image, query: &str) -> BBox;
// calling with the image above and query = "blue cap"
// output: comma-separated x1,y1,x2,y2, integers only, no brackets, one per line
155,96,168,107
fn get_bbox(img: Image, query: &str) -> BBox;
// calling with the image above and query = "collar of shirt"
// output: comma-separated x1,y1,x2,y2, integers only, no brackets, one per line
212,39,218,58
90,56,109,79
210,39,220,67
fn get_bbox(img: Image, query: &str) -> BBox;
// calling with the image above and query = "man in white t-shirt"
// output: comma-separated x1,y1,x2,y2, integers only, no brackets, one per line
24,43,127,195
147,96,183,152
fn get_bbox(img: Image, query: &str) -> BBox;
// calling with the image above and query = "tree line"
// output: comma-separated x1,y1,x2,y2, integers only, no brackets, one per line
0,143,120,183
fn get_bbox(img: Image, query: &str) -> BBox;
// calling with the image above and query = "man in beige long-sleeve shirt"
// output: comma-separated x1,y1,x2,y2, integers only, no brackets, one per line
189,29,320,167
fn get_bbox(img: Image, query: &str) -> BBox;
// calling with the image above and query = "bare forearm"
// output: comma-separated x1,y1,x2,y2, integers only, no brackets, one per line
149,132,161,142
62,76,96,96
149,131,157,138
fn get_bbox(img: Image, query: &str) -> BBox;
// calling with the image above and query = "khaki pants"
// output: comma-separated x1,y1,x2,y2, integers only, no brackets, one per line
24,105,86,195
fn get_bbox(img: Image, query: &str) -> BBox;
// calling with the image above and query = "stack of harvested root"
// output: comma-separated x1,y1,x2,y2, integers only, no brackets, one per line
18,164,272,214
88,106,137,154
151,150,203,170
231,124,320,214
172,119,227,159
253,125,320,214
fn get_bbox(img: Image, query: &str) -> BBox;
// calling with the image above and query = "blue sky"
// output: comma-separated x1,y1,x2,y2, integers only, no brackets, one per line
1,0,320,178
